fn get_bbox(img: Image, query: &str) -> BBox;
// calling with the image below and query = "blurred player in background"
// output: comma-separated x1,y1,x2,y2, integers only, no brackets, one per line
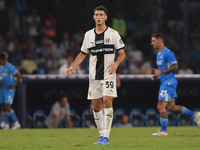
66,6,126,145
151,33,200,136
0,52,21,129
1,52,8,128
45,96,72,128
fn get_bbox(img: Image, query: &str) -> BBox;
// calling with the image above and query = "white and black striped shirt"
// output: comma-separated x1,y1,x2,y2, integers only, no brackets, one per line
81,27,125,80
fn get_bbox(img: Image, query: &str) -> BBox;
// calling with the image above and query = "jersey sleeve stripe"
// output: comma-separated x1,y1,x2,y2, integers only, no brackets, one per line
116,47,125,51
81,51,88,55
170,61,178,65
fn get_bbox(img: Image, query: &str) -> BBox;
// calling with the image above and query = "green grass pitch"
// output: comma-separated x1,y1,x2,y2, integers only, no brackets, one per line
0,127,200,150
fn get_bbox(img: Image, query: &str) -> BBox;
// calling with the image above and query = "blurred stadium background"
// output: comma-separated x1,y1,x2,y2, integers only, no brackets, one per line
0,0,200,129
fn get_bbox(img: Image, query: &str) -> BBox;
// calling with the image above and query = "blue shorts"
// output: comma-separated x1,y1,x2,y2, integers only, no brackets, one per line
158,84,177,102
0,88,15,105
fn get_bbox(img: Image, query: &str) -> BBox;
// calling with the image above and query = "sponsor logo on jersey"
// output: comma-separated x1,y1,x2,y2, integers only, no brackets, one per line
105,38,110,43
157,60,163,65
95,40,103,44
91,48,114,54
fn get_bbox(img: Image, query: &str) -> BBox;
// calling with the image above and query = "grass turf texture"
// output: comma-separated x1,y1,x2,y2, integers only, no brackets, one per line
0,127,200,150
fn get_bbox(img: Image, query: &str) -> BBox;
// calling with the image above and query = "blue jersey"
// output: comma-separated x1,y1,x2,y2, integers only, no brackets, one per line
0,62,18,88
156,47,178,85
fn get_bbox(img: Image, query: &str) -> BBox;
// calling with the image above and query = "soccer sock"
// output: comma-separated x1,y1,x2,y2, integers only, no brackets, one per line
2,112,9,125
93,110,104,137
181,107,194,117
104,107,113,139
160,117,168,132
9,109,18,123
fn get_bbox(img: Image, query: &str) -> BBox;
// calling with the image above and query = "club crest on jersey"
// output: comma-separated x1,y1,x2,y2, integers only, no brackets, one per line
160,55,163,59
105,38,110,43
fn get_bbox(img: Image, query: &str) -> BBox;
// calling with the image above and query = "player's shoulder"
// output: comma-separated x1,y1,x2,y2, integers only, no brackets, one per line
85,28,95,36
164,47,175,55
6,61,15,68
107,27,119,34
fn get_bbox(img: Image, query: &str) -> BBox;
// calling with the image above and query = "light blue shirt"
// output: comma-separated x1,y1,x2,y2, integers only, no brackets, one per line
156,47,178,85
0,62,18,88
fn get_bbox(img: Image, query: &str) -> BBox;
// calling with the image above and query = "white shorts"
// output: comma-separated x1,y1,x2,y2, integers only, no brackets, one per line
87,77,117,100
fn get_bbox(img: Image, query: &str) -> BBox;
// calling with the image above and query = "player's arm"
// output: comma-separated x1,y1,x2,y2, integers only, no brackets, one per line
7,72,21,90
162,63,178,73
154,63,178,77
53,114,59,128
66,114,72,128
108,49,126,75
66,52,87,77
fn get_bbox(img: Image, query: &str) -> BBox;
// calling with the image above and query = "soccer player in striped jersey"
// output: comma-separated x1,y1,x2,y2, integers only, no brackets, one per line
66,6,126,145
151,33,200,136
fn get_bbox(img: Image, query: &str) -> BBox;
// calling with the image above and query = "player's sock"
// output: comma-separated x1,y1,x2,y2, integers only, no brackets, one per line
2,112,9,125
181,107,194,117
160,117,168,132
1,121,5,128
104,107,113,138
93,110,104,137
9,109,18,123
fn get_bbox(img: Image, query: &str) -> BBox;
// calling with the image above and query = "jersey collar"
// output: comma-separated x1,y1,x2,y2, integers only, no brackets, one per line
94,26,108,35
158,46,167,55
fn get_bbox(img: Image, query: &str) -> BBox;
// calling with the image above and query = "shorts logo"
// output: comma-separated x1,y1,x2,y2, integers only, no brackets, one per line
105,38,110,43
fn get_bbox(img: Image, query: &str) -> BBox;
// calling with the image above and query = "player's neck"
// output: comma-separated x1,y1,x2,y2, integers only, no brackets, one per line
95,24,107,34
2,61,6,66
158,45,165,52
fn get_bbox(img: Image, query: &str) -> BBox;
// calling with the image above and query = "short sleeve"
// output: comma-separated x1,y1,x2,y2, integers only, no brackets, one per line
52,103,60,114
166,51,177,65
65,103,70,114
81,33,89,54
113,32,125,51
8,63,18,75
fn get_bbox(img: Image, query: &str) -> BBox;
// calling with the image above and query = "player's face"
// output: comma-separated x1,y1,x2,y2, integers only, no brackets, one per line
93,10,107,26
151,37,160,49
60,97,68,107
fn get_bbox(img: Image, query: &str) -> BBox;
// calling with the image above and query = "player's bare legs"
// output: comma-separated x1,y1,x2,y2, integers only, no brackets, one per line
92,98,104,145
167,99,200,127
167,98,183,113
152,99,169,136
102,96,113,145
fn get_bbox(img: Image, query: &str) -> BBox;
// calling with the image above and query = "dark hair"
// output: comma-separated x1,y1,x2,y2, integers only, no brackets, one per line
151,33,164,40
0,52,6,60
94,6,108,16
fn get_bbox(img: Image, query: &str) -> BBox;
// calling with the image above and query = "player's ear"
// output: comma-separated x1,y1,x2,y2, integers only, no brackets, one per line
93,14,95,20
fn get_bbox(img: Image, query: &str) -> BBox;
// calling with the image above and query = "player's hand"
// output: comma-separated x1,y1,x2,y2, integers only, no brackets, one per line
7,85,15,90
151,75,157,81
66,66,74,77
108,62,118,75
153,68,162,77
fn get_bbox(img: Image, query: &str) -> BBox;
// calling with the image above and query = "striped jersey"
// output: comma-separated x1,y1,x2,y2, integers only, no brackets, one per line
81,27,125,80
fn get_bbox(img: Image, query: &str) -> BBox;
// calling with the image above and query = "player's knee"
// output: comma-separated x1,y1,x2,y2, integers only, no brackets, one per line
4,105,11,112
167,105,174,112
93,105,102,112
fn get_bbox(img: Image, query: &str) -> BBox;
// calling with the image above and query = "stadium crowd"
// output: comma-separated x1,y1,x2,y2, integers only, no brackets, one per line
0,0,199,74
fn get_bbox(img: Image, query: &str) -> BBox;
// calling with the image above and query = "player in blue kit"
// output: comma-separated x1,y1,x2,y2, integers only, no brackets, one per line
151,33,200,136
0,52,21,129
